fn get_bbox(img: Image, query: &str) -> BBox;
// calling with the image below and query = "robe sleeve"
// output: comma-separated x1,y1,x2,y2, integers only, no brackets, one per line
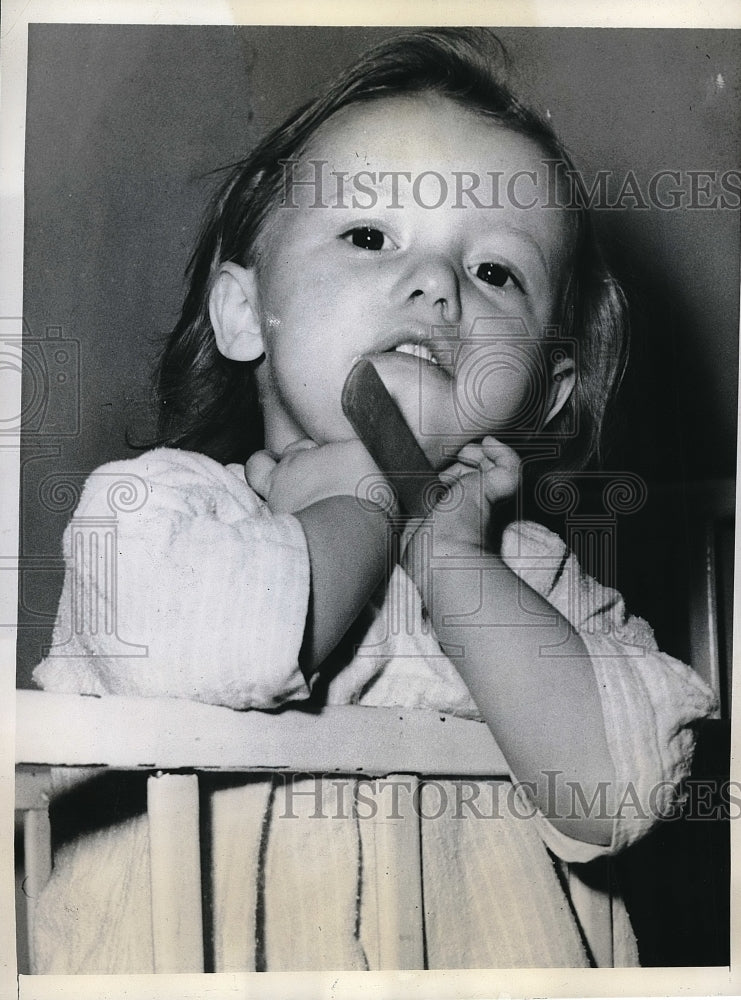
33,448,311,710
500,520,717,862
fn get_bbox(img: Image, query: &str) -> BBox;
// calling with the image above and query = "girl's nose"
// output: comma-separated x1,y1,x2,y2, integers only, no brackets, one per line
400,255,462,324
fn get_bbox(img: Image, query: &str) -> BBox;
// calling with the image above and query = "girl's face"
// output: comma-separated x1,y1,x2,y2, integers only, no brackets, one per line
225,94,575,465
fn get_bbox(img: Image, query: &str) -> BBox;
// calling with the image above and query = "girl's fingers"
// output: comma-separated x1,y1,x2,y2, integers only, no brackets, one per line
482,464,519,504
282,438,318,456
456,437,519,468
244,450,277,498
455,442,485,467
440,461,479,483
480,436,521,470
476,437,521,503
450,438,520,504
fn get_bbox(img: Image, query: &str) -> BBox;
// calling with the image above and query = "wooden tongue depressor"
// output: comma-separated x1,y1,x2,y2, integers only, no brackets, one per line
341,357,441,518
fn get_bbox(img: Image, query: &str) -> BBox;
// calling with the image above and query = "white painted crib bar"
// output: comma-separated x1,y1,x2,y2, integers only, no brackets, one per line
15,689,614,971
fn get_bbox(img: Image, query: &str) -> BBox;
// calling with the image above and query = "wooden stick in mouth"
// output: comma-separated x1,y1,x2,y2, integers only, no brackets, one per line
341,357,441,518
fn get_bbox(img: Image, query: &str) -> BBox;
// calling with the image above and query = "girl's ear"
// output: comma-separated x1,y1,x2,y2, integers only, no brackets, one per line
209,263,265,361
542,356,576,427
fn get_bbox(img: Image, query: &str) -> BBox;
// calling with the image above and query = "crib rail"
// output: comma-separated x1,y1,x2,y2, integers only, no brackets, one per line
15,689,615,972
15,691,510,973
15,690,508,774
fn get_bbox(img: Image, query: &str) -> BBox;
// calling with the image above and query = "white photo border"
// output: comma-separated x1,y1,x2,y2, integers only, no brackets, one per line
2,2,739,999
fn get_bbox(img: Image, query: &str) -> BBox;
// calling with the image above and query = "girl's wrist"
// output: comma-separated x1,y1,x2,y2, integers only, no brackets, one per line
402,517,508,597
416,502,491,556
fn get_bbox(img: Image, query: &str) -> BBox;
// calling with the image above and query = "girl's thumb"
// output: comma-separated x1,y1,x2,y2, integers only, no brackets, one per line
244,450,277,499
282,438,318,455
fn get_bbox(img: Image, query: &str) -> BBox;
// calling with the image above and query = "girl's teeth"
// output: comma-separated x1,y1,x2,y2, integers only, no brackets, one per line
393,342,439,365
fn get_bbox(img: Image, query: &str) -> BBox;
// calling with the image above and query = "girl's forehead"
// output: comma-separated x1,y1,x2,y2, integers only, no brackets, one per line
304,93,547,175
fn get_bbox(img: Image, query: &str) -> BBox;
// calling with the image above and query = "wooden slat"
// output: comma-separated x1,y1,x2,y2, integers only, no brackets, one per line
16,691,509,776
15,767,52,811
688,521,721,716
147,773,204,973
365,775,424,970
686,478,734,716
23,806,52,973
566,859,613,968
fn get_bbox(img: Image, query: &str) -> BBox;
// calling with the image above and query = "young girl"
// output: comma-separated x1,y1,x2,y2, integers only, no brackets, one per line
32,28,715,971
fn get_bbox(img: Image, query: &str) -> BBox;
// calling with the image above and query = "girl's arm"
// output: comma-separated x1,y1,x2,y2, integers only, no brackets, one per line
293,497,388,673
403,438,615,846
245,439,393,677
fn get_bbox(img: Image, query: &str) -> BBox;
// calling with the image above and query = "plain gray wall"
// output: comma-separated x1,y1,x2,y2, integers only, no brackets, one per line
17,26,740,685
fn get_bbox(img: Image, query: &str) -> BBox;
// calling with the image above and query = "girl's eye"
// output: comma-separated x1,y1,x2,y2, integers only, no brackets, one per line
343,227,391,251
475,262,523,291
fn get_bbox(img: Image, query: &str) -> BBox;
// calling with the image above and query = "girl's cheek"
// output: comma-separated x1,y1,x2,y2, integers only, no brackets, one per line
450,356,541,441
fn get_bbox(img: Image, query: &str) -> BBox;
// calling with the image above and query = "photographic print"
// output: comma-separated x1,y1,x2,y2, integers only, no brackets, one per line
3,5,738,998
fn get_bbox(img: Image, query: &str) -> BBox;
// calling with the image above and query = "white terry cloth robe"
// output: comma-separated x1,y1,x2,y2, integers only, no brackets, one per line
32,449,716,971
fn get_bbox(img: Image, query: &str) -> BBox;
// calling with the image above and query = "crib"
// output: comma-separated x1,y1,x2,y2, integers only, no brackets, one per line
14,478,733,974
16,692,622,972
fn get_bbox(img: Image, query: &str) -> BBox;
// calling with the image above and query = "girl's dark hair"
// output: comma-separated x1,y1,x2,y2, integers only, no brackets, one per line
156,27,628,468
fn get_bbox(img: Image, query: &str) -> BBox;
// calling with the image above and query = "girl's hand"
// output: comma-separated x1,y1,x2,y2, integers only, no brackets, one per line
245,438,385,515
446,435,520,505
421,436,521,552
